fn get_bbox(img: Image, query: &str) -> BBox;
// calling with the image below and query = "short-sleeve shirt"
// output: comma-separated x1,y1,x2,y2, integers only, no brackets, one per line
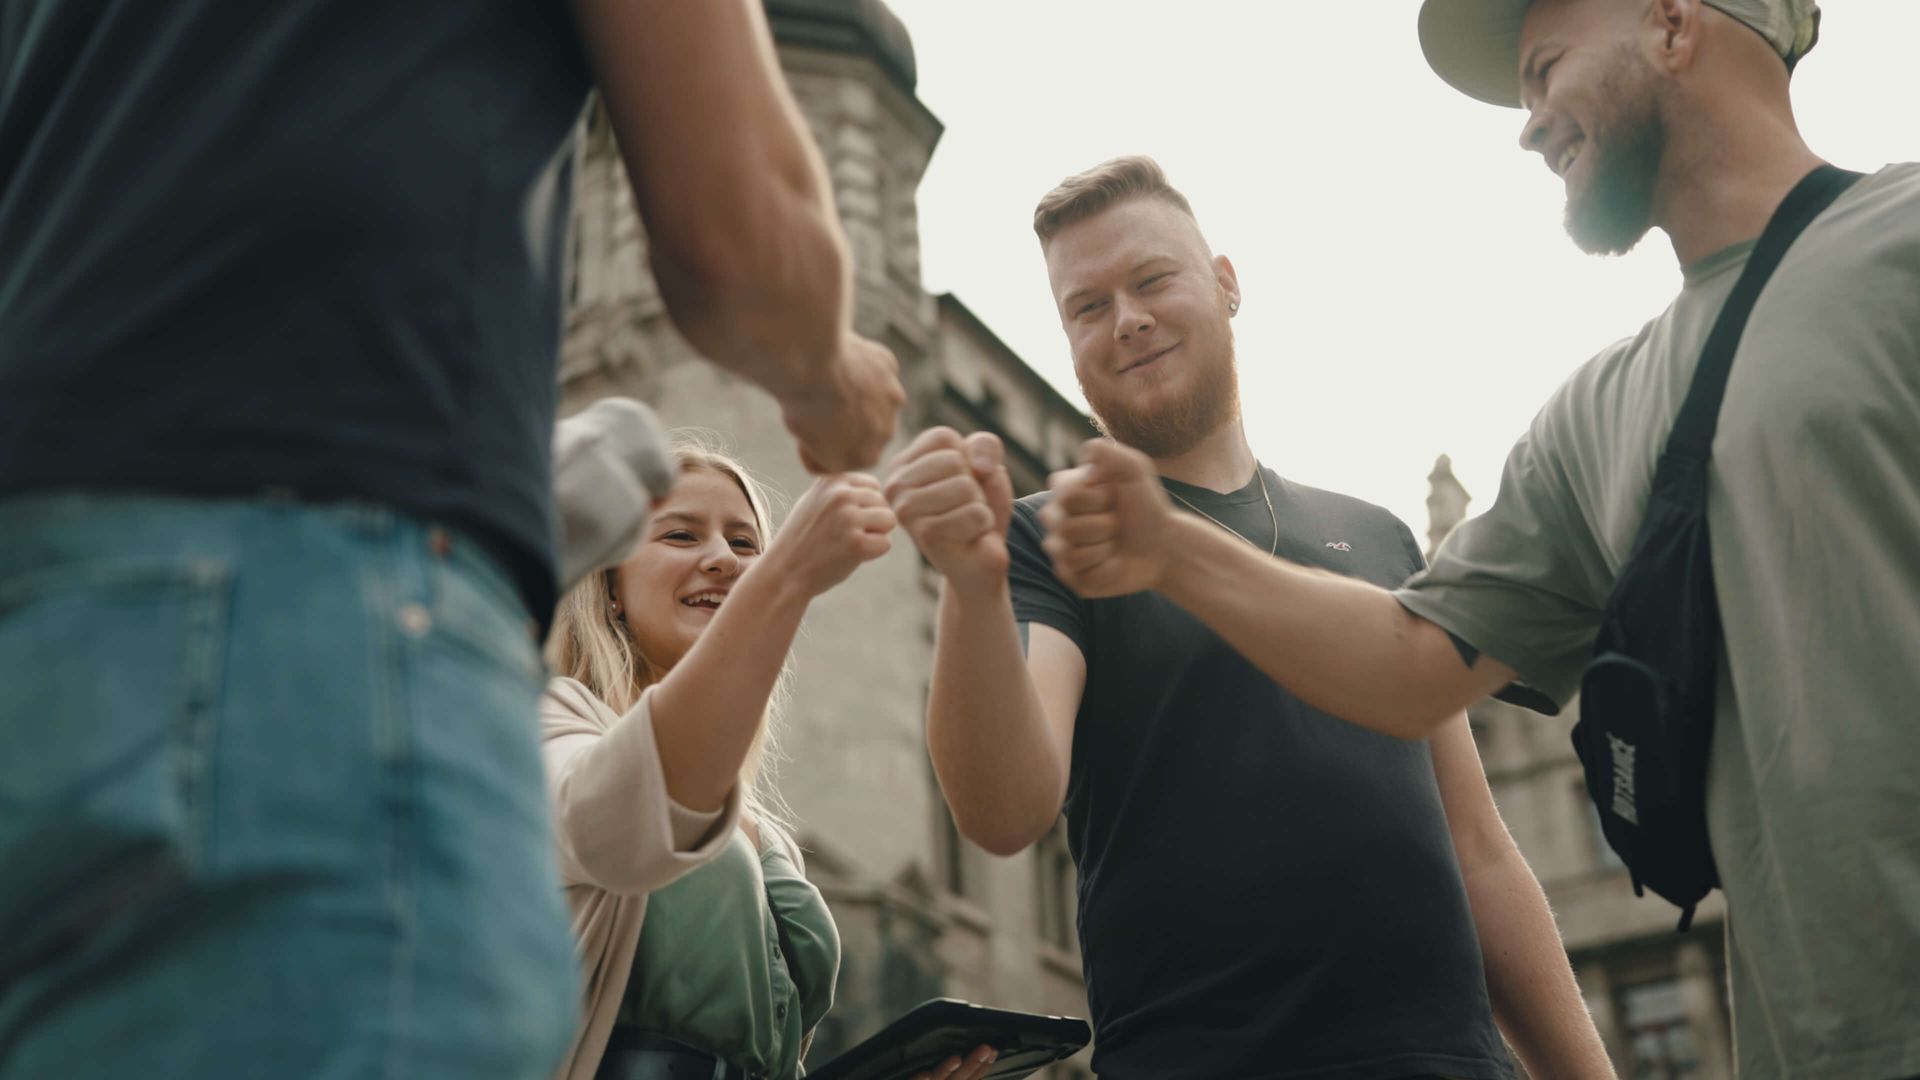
1012,468,1514,1080
1397,164,1920,1079
0,2,594,619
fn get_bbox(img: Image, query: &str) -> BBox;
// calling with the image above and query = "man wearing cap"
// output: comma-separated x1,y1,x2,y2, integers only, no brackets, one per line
1037,1,1920,1076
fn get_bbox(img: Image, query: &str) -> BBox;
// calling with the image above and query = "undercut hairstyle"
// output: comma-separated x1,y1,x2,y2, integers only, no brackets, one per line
1033,155,1199,248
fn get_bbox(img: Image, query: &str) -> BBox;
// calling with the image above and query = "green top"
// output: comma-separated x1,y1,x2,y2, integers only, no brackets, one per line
617,826,840,1079
1396,163,1920,1078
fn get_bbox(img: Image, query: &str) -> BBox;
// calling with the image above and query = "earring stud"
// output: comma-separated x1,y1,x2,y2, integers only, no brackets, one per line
1228,300,1239,313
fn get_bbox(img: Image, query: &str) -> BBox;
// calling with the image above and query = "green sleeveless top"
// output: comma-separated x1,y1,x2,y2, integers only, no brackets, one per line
616,826,839,1079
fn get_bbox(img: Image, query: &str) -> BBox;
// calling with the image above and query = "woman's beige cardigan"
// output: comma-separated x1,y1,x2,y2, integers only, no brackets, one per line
541,676,742,1080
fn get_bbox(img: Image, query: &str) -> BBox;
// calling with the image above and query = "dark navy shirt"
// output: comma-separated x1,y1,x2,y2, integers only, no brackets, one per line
1009,468,1515,1080
0,1,594,618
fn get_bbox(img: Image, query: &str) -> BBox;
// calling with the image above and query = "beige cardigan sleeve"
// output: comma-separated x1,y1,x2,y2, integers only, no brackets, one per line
540,676,742,895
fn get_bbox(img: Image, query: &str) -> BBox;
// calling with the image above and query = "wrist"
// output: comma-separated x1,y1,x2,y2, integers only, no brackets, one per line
942,572,1010,609
1156,514,1229,598
739,550,818,615
773,331,854,415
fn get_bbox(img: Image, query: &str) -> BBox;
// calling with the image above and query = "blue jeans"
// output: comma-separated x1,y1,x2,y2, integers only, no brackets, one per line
0,495,579,1077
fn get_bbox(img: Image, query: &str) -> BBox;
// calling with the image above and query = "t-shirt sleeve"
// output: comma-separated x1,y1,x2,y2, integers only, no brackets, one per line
1007,499,1088,655
1394,398,1614,713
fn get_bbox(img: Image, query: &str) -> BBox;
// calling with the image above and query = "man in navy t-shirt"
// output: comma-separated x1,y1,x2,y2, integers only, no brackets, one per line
884,156,1613,1078
0,1,901,1075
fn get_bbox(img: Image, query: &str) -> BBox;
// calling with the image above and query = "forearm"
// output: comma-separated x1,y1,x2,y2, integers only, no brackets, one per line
1464,852,1615,1078
1156,517,1497,739
650,559,811,811
647,171,851,404
576,0,850,400
926,581,1067,856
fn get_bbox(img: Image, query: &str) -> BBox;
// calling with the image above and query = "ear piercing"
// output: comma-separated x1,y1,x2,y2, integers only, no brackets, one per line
1228,300,1239,313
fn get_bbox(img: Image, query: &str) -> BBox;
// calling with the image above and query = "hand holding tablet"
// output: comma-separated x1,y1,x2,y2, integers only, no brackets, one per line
807,999,1091,1080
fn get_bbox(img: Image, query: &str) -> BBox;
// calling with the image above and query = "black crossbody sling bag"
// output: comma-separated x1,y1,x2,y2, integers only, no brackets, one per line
1570,164,1863,933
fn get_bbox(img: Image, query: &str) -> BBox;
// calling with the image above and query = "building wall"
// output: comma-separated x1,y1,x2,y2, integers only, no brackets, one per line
560,33,1096,1078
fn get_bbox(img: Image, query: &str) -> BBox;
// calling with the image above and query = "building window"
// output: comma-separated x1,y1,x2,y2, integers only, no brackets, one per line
1034,820,1077,952
1622,979,1699,1079
977,383,1003,422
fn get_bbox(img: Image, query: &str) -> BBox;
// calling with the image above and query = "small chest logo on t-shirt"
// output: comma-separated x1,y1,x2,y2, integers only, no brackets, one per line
1324,541,1352,552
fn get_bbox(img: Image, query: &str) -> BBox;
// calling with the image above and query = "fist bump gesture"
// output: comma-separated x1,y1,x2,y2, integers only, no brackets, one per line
882,427,1014,594
888,429,1179,602
1039,439,1179,599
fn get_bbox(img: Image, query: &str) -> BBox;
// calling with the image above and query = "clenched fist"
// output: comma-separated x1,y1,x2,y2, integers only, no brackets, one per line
759,473,896,598
783,332,907,474
1039,439,1178,598
882,427,1013,596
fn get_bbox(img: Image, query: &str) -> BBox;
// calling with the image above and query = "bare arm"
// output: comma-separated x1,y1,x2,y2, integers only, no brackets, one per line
1042,440,1513,740
927,583,1084,855
1156,517,1509,737
1431,715,1615,1078
887,427,1084,855
541,684,742,895
569,0,902,470
652,475,894,810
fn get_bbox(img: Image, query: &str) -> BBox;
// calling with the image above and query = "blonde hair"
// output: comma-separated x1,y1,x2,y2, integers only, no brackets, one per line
546,431,797,837
1033,154,1199,247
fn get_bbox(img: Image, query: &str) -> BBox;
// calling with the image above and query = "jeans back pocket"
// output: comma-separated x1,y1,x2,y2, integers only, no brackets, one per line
0,557,232,982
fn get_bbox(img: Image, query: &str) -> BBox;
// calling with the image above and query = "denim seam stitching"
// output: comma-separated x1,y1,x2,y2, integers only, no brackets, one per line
173,559,232,868
373,532,417,1080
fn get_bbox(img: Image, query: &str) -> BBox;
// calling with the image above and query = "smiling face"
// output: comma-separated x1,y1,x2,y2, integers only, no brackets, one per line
1517,0,1670,255
613,465,764,671
1044,196,1242,459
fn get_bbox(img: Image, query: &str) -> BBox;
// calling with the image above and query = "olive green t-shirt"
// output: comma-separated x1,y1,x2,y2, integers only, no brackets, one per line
1397,163,1920,1079
618,826,840,1079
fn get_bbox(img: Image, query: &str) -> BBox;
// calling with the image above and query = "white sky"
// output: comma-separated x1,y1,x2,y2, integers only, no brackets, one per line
885,0,1920,538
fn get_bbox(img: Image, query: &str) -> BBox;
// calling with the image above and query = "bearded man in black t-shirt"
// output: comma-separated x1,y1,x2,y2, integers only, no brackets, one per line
883,156,1612,1080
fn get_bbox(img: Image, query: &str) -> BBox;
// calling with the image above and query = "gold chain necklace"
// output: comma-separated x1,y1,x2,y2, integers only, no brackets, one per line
1165,468,1278,556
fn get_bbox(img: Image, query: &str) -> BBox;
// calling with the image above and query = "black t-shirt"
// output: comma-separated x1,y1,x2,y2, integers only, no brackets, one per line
0,2,593,619
1009,467,1515,1080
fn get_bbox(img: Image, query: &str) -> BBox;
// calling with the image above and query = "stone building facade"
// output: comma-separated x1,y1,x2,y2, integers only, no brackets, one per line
1428,458,1736,1080
559,2,1096,1074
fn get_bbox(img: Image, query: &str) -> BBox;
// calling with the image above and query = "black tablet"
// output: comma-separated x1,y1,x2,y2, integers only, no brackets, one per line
806,998,1091,1080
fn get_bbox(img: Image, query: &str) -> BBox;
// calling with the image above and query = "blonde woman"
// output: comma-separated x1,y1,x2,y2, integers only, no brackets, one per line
541,438,891,1080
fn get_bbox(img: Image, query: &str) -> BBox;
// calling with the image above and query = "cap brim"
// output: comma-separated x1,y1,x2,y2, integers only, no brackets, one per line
1418,0,1531,108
